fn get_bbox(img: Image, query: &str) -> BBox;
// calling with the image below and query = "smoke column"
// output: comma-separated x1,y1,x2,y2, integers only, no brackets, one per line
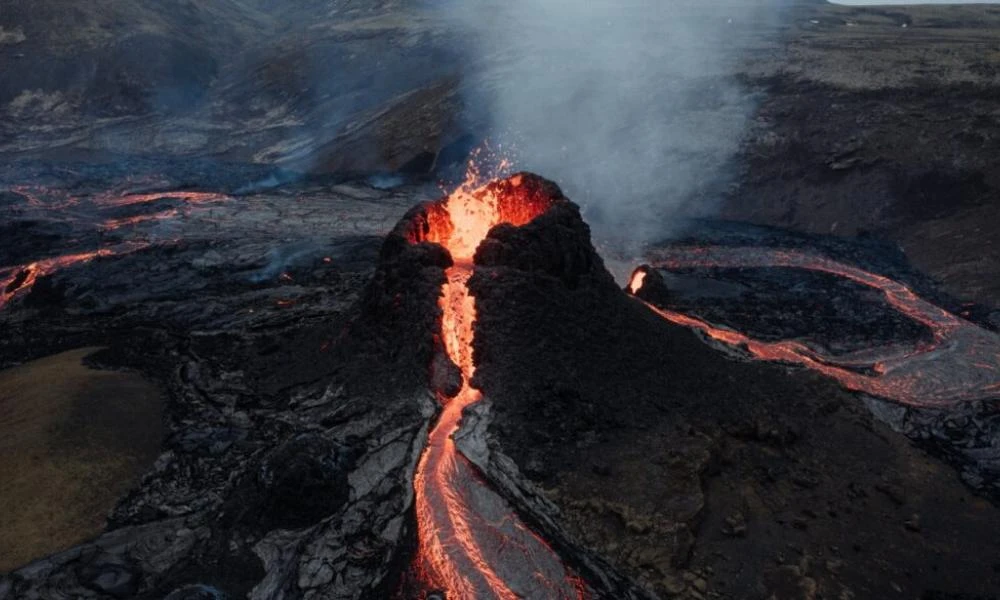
448,0,783,247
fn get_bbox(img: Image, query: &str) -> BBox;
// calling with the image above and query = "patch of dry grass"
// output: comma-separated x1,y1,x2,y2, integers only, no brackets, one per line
0,348,164,573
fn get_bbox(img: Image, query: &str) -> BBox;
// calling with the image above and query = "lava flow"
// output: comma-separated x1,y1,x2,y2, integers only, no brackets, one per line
0,242,148,310
98,191,231,231
93,191,229,208
4,183,230,233
629,246,1000,408
407,170,586,599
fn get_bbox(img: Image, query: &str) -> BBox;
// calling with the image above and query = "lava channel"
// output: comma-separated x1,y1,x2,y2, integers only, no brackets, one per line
94,191,230,208
407,170,586,599
0,243,148,310
628,246,1000,408
98,191,231,231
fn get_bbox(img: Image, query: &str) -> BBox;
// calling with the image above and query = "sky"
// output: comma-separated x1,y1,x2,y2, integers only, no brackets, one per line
832,1,998,4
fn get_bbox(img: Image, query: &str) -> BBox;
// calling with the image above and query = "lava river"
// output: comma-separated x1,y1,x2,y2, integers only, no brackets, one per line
0,243,148,310
628,246,1000,408
407,172,586,599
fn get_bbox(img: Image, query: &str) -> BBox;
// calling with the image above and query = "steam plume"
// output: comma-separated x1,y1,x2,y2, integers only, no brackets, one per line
448,0,783,247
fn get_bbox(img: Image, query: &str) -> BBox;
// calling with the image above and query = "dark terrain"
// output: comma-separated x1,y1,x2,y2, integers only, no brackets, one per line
2,0,997,304
1,1,999,599
724,3,1000,308
470,205,1000,598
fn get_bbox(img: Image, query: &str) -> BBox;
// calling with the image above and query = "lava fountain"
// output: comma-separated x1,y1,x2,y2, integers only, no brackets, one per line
405,169,586,599
628,247,1000,408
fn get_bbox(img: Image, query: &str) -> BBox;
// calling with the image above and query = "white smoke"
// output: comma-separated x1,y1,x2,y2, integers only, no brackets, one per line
447,0,785,248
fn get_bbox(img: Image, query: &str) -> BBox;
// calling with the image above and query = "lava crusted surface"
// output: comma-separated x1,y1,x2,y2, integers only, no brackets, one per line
0,177,444,600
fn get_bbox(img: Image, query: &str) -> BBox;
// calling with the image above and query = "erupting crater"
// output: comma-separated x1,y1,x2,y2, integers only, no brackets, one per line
401,170,586,599
390,168,1000,599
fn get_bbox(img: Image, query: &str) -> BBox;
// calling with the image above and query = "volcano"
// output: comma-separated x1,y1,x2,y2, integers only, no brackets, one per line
4,0,1000,596
3,170,1000,600
400,174,586,598
371,172,1000,598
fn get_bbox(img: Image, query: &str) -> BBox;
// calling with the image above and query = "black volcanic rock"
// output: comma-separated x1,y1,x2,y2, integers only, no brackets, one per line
337,202,451,396
476,202,617,291
430,351,462,399
225,433,355,532
163,585,227,600
469,190,1000,599
2,168,998,600
0,184,445,600
76,553,140,598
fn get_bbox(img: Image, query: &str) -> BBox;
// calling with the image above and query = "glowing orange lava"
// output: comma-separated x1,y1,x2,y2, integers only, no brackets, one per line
94,191,230,208
4,184,231,233
0,243,148,310
101,209,183,230
409,168,585,599
629,247,1000,408
98,192,230,231
626,269,646,295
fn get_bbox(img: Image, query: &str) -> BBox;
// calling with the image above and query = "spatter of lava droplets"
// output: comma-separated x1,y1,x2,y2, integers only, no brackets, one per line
628,246,1000,408
407,169,587,599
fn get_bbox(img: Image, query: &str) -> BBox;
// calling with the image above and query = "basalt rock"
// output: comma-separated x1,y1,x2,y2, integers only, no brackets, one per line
470,195,1000,599
163,585,228,600
2,164,1000,600
476,201,617,291
223,433,356,532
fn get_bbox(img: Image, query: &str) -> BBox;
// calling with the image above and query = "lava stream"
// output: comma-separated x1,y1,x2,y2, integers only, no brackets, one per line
4,184,230,232
94,190,230,208
101,209,183,231
0,243,148,310
409,171,585,599
629,246,1000,407
98,192,231,231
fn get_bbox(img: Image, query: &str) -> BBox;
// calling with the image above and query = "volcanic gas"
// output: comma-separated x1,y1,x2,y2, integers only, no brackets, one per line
404,169,586,599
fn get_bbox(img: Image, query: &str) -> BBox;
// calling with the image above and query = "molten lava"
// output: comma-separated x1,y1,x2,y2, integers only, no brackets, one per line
4,183,230,233
98,191,231,231
94,191,229,208
0,186,231,311
626,269,646,295
629,247,1000,408
0,243,148,310
409,171,585,599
